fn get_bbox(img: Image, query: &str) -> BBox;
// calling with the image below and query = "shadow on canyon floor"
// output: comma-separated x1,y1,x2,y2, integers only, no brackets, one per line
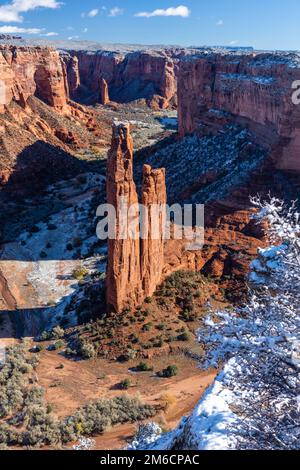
0,140,106,244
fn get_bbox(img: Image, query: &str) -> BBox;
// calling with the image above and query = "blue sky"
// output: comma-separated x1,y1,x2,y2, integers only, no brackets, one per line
0,1,299,50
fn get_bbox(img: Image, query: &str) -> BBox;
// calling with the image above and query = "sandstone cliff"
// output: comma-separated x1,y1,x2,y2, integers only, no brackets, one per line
0,46,112,191
106,122,166,313
62,49,184,108
0,45,68,113
177,51,300,171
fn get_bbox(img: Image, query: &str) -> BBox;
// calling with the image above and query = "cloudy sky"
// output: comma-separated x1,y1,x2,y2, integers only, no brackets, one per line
0,0,299,50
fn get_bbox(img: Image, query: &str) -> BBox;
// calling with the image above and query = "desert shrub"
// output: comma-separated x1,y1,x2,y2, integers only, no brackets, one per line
52,326,65,340
65,347,77,357
177,331,191,342
79,341,97,359
73,267,89,281
48,340,64,351
39,330,52,342
31,345,44,353
129,333,139,345
135,362,153,372
118,379,131,390
60,395,155,441
157,365,178,378
142,323,152,332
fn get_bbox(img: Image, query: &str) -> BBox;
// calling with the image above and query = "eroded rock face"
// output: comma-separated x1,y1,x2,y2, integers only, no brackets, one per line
63,49,183,108
106,123,166,313
62,55,80,99
141,165,167,298
0,45,68,113
99,77,109,105
178,52,300,171
106,122,142,313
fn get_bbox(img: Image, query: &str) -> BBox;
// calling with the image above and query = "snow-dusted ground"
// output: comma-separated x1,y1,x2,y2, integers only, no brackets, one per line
132,202,300,451
0,172,106,335
131,360,238,450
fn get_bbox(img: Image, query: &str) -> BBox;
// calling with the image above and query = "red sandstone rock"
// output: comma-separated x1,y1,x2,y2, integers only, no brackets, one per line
106,123,167,313
0,45,68,113
106,122,143,313
99,77,109,105
141,164,166,298
177,53,300,172
62,55,80,99
64,49,182,108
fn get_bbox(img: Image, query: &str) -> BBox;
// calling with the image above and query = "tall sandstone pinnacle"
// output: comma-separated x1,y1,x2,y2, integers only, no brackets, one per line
99,78,110,105
106,122,166,313
140,165,167,299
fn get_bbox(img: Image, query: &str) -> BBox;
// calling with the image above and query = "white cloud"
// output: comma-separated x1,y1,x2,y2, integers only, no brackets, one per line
109,7,123,17
0,25,43,33
135,5,190,18
42,31,58,36
83,27,88,33
229,40,239,45
87,8,98,18
68,35,79,40
0,0,61,23
216,19,223,26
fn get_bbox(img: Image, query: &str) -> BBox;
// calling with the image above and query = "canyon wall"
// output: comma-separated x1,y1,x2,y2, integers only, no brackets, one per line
178,52,300,171
0,45,68,113
106,122,166,313
0,45,112,191
62,49,186,108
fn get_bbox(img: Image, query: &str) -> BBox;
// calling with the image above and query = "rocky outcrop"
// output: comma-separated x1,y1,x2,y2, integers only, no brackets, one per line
61,55,80,99
0,45,68,113
106,122,142,313
141,165,167,298
99,77,109,105
106,122,166,313
178,51,300,171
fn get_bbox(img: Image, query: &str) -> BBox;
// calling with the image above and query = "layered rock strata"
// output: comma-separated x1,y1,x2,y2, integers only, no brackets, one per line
0,45,68,113
106,122,166,313
62,49,184,108
177,51,300,171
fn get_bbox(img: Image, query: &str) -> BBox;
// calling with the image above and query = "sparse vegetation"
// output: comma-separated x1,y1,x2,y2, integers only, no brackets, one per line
0,344,155,448
157,365,179,379
118,379,131,390
135,362,153,372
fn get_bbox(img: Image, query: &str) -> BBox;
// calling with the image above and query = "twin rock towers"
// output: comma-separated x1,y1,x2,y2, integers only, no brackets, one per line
106,122,167,313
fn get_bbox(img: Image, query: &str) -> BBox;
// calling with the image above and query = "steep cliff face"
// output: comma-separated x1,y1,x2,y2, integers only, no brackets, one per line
99,77,109,105
63,49,182,108
178,52,300,171
141,165,167,298
106,122,143,313
106,123,166,313
0,45,68,113
0,46,112,191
